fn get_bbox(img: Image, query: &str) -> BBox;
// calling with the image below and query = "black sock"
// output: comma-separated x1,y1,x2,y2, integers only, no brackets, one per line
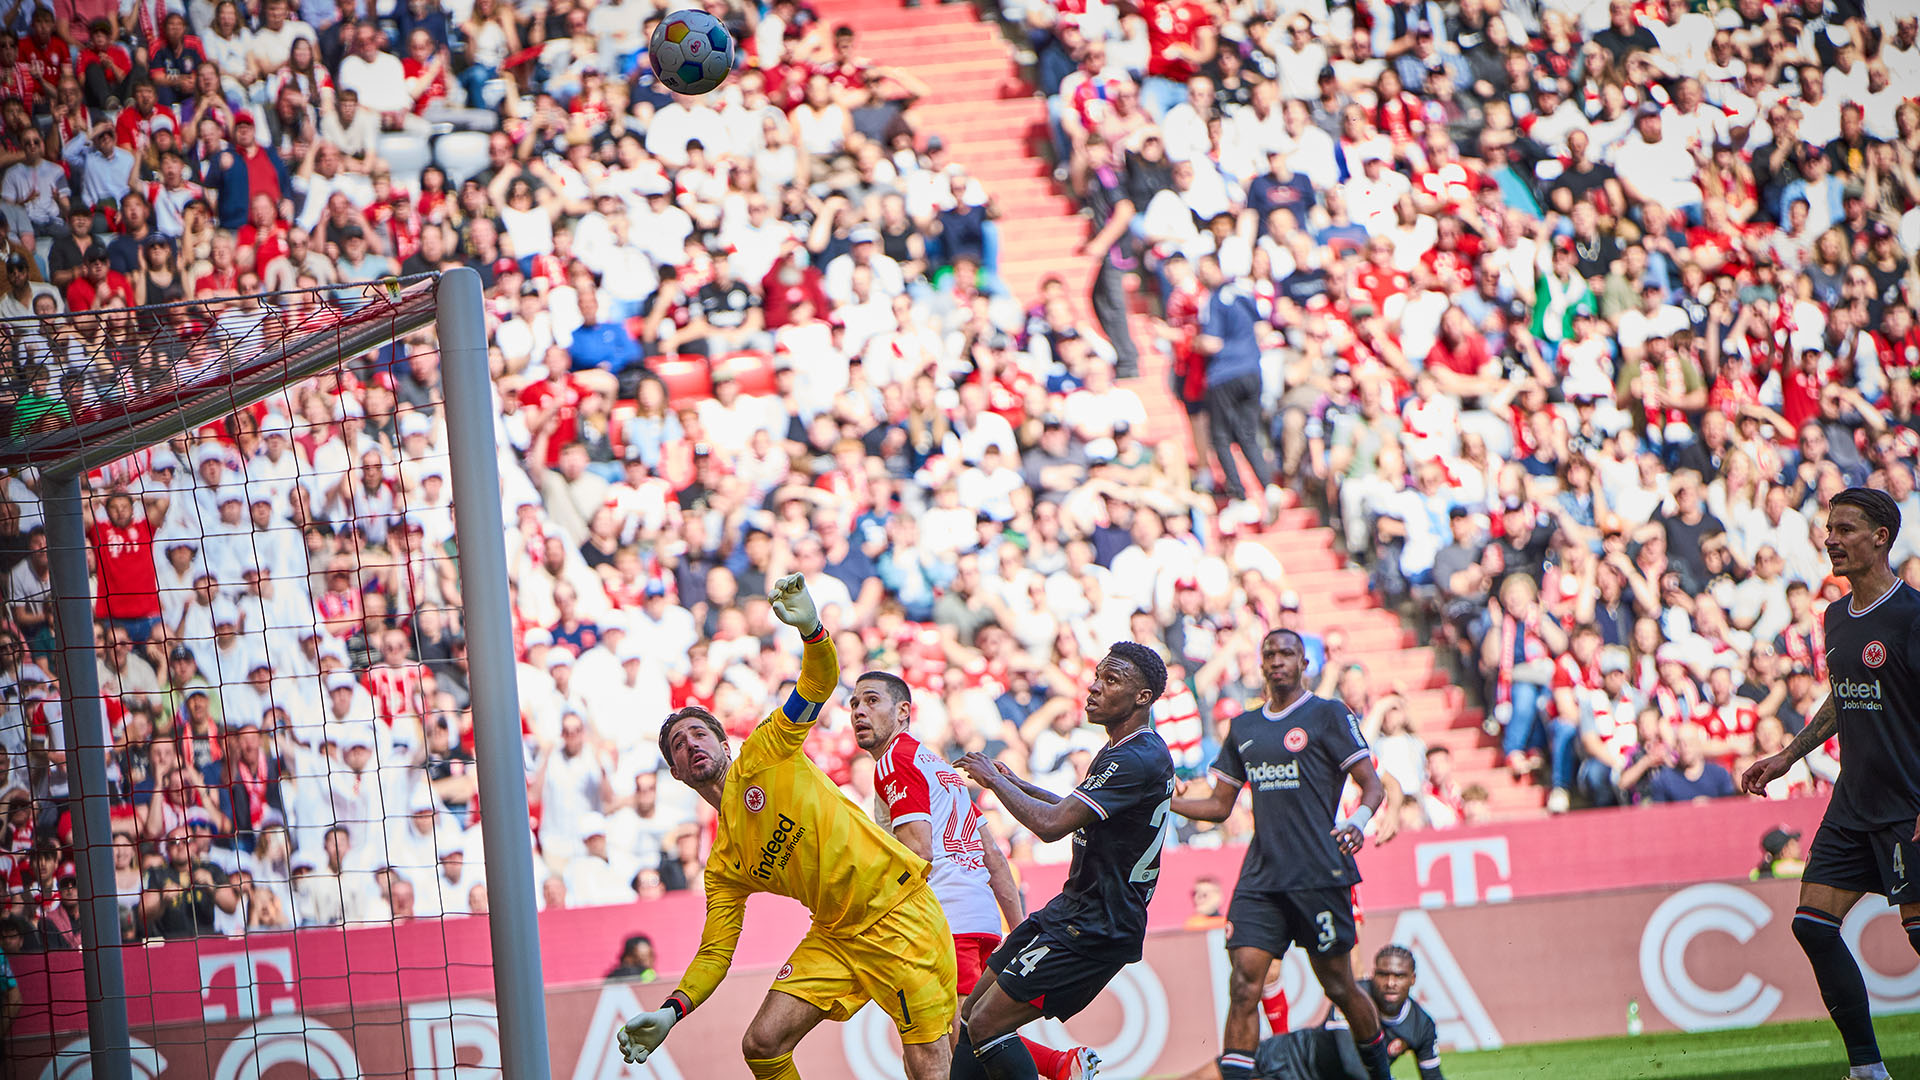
1795,907,1881,1067
1904,915,1920,958
1218,1050,1255,1080
1355,1030,1392,1080
973,1030,1042,1080
954,1025,989,1080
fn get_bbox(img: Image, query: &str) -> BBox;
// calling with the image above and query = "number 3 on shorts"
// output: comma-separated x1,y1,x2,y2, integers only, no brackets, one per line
1013,942,1051,977
1314,912,1336,951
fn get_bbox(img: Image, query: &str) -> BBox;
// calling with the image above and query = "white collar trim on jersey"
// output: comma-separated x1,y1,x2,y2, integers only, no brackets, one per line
1109,725,1154,749
1261,692,1313,723
1848,579,1908,618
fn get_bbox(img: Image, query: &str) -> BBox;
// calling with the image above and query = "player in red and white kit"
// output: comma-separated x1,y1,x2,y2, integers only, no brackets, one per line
850,671,1099,1080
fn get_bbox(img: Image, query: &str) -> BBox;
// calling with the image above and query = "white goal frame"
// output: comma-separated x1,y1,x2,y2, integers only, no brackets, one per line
10,267,551,1080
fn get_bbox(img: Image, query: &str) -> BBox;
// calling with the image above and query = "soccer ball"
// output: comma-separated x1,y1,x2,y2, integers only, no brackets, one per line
650,9,736,96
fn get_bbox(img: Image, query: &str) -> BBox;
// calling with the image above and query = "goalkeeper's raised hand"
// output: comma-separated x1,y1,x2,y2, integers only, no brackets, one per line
617,1006,678,1065
768,573,820,635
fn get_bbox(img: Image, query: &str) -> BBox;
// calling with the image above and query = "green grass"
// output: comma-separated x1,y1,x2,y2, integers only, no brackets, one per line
1431,1012,1920,1079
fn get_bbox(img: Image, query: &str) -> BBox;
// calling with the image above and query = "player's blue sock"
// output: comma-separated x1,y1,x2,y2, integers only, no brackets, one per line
1795,907,1882,1067
1355,1030,1392,1080
972,1030,1042,1080
1903,915,1920,957
1217,1050,1255,1080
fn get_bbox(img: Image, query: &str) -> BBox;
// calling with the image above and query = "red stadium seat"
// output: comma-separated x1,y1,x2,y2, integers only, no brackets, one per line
653,356,713,410
716,351,777,396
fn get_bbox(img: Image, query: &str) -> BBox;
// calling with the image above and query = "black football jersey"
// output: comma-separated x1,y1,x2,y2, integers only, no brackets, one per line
1823,581,1920,830
1254,980,1442,1080
1031,727,1176,961
1211,693,1372,892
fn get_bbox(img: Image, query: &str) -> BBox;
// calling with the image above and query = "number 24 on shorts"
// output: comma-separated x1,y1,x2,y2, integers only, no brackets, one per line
1013,943,1051,977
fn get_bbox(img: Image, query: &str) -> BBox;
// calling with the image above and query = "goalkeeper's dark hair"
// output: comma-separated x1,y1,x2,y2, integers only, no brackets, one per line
1375,944,1416,973
1831,487,1902,547
1107,641,1169,704
659,705,727,760
855,670,913,708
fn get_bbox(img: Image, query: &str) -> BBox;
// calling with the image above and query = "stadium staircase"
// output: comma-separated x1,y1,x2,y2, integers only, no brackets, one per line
816,0,1544,818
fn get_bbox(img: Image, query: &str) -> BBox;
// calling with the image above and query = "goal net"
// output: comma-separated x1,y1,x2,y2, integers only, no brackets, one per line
0,270,548,1080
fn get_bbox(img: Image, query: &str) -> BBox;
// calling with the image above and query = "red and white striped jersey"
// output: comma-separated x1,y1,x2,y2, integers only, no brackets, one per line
875,731,1000,936
364,664,428,727
1153,680,1204,774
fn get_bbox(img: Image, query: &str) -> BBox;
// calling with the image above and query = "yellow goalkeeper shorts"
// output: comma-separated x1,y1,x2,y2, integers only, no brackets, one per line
769,883,957,1044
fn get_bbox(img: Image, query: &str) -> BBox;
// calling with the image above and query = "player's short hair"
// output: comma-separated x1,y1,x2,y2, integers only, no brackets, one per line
854,671,912,708
1107,641,1168,704
1262,626,1304,650
1831,487,1902,547
1376,944,1416,972
659,705,726,763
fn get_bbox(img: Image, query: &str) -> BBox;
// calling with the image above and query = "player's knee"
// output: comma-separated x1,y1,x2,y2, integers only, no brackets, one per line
1792,907,1844,954
741,1024,793,1062
1227,961,1265,1005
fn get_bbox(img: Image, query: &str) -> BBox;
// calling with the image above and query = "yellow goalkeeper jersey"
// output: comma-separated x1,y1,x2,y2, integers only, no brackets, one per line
676,631,932,1010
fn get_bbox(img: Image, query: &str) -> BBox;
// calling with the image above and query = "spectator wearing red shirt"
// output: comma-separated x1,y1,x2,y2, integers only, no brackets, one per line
90,490,166,641
819,25,869,97
521,348,614,469
17,9,71,102
1139,0,1213,119
1425,307,1500,398
400,29,449,115
0,33,37,107
1351,235,1411,312
113,80,175,152
75,19,131,111
65,247,134,309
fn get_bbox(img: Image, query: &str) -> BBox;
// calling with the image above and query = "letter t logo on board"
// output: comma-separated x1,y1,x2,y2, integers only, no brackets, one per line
1416,838,1513,908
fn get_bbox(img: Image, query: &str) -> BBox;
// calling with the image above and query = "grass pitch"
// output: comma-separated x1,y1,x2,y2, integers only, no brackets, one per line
1433,1011,1920,1079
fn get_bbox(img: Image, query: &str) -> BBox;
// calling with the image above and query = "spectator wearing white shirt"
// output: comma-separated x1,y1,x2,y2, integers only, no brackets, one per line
1159,77,1217,164
532,711,608,862
562,813,638,906
1062,362,1147,441
1612,107,1704,216
1270,16,1330,102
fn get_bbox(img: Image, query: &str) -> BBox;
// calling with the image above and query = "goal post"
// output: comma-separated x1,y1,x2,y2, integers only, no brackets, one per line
3,267,550,1080
437,267,555,1080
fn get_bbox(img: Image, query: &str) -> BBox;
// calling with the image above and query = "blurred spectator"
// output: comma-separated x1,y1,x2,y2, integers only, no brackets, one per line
608,932,658,981
1750,826,1806,881
1642,724,1737,805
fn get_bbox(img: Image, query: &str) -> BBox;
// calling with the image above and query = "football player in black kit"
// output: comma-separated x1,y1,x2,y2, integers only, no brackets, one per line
1742,488,1920,1080
953,641,1176,1080
1173,946,1445,1080
1173,628,1397,1080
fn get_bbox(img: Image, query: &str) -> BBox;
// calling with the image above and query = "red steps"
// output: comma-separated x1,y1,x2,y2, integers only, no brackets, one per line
824,2,1545,820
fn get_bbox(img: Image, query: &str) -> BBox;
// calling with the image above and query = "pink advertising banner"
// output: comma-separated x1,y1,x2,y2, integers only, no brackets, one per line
5,796,1876,1079
11,876,1920,1080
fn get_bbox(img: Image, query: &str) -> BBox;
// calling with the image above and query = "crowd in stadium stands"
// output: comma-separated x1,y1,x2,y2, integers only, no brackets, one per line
0,0,1915,954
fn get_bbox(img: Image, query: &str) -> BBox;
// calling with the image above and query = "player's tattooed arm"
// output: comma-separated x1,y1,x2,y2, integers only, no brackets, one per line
1739,695,1837,796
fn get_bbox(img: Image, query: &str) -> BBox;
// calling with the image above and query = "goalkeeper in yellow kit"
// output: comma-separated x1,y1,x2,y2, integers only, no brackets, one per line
618,574,957,1080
